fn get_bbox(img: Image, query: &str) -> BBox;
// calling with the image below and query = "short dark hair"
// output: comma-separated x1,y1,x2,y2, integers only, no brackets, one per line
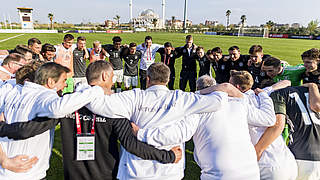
263,57,281,68
211,47,222,54
164,42,172,48
86,60,113,84
228,46,240,51
41,43,56,54
2,53,25,65
34,62,70,85
12,45,33,56
129,42,137,48
112,36,122,43
77,36,86,42
16,60,45,85
145,36,152,41
186,35,192,40
249,45,263,54
196,46,204,52
27,38,41,46
301,48,320,60
147,63,170,84
64,34,74,41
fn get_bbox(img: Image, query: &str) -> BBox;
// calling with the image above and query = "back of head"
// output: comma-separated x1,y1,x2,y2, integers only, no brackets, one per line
34,62,70,85
301,48,320,60
112,36,122,43
64,34,74,41
263,57,281,68
41,43,56,54
16,60,45,85
249,45,263,54
230,70,253,92
2,53,25,65
86,60,113,84
196,75,216,90
27,38,41,46
147,63,170,84
12,44,33,56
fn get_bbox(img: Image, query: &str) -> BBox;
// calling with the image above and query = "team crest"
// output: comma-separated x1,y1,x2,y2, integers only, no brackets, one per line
221,65,225,70
183,49,186,53
260,71,265,76
239,62,243,67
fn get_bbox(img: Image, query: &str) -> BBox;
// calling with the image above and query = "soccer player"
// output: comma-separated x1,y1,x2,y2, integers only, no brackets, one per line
196,46,212,77
40,43,56,62
247,45,272,89
89,41,106,63
176,35,198,92
11,44,33,63
0,60,182,180
262,56,305,86
73,36,89,86
301,48,320,84
122,43,141,90
27,38,43,61
54,34,76,93
157,42,178,90
229,70,297,180
210,47,230,83
102,36,124,93
137,36,162,90
226,46,250,71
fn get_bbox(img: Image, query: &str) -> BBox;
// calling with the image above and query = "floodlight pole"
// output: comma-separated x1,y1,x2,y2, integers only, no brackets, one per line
183,0,188,33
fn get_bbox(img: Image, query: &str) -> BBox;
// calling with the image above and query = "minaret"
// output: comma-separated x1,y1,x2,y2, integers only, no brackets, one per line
129,0,133,23
162,0,165,28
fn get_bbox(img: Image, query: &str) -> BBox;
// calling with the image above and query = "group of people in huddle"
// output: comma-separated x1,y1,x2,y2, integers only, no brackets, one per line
0,33,319,180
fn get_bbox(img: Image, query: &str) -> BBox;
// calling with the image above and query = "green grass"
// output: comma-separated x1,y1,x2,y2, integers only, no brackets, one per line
1,32,320,180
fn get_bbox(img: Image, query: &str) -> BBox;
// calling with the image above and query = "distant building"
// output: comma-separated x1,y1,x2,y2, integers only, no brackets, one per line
105,20,116,28
205,20,219,26
17,7,33,29
165,19,192,29
274,23,290,29
132,9,164,29
291,23,301,29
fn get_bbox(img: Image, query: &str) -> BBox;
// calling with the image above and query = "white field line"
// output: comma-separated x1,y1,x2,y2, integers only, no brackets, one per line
0,34,24,43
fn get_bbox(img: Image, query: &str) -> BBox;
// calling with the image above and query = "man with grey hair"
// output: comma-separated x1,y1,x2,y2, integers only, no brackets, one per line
0,53,28,83
133,74,277,179
80,62,243,179
196,75,216,90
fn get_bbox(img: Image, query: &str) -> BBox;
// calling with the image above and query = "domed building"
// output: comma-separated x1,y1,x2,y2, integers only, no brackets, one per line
133,9,163,28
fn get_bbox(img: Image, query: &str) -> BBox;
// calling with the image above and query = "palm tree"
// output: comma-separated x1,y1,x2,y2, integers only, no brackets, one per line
307,20,319,35
240,15,246,28
171,16,176,29
152,18,158,28
226,10,231,30
113,15,120,27
266,20,275,31
48,13,54,29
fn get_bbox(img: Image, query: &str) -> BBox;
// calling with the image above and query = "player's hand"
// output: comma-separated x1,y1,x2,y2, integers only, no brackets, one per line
254,88,264,95
302,83,317,88
0,71,10,81
2,155,38,173
254,146,263,161
130,122,139,136
171,146,182,163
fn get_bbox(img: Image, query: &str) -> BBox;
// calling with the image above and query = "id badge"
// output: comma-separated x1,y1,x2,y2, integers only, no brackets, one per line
76,134,95,161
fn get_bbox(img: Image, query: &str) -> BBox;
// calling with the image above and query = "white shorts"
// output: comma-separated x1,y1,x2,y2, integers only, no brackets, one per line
113,69,123,83
296,160,320,180
124,75,138,88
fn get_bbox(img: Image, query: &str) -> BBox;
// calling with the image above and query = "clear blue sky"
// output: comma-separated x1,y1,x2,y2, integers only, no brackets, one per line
1,0,319,26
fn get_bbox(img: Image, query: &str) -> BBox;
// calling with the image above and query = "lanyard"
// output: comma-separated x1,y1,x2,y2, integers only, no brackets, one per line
164,54,170,65
146,47,152,61
75,111,96,135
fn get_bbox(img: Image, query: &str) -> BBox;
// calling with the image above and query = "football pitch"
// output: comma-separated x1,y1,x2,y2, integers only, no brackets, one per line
0,32,320,179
